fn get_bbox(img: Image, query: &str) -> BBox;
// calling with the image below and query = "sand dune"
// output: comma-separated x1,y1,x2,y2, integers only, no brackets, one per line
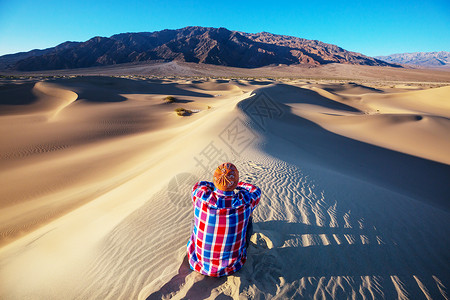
0,76,449,299
0,81,77,118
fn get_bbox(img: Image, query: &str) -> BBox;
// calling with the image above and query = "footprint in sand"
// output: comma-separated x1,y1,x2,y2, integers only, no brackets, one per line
251,232,274,250
245,231,283,293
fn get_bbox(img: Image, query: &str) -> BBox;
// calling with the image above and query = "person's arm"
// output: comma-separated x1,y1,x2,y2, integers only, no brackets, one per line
236,182,261,210
191,181,215,207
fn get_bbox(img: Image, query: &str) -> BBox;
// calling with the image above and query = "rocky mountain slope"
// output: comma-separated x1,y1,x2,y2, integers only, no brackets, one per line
2,26,398,71
0,42,80,70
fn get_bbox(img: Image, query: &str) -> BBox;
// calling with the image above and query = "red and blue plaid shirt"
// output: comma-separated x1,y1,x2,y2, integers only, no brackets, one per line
187,181,261,277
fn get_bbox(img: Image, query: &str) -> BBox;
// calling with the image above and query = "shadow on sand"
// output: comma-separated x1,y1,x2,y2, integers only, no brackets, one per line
0,82,40,105
145,255,229,300
239,84,450,210
146,219,449,299
47,76,214,102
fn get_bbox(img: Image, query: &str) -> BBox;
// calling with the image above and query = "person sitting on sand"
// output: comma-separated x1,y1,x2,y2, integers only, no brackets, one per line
187,162,261,277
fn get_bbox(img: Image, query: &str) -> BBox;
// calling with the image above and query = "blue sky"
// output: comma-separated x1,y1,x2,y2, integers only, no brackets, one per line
0,0,449,57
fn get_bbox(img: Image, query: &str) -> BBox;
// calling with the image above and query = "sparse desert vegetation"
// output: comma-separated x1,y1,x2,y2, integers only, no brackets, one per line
174,107,192,116
163,96,177,103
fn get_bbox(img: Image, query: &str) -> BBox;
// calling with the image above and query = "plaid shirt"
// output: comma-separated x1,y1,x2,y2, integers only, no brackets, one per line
187,181,261,277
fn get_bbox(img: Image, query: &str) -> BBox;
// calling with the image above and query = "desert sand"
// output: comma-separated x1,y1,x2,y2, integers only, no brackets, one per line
0,72,449,299
4,61,450,83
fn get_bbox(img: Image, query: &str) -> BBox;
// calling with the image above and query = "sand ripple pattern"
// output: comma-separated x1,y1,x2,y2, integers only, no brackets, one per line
74,149,449,299
234,153,449,299
77,187,193,300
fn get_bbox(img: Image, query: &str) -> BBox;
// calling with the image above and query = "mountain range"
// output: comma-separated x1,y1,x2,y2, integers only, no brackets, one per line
1,26,398,71
375,51,450,67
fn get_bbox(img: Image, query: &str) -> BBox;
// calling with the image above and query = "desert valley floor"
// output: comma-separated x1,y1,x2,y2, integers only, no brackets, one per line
0,73,449,299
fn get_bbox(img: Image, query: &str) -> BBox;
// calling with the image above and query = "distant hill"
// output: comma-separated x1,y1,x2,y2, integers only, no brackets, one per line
1,26,398,71
0,42,80,70
375,51,450,67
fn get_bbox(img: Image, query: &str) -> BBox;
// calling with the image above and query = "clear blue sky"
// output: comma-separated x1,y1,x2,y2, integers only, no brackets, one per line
0,0,449,57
